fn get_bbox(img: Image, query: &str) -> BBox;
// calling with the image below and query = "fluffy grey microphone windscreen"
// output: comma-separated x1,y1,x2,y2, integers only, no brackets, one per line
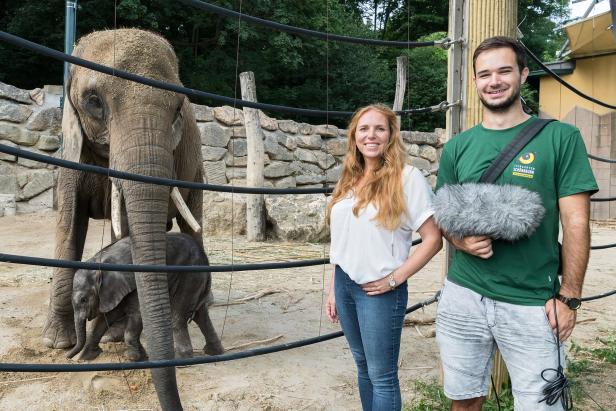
433,183,545,241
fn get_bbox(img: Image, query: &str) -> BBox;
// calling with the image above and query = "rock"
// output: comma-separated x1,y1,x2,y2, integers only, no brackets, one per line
203,160,227,184
426,174,437,188
298,123,313,135
192,104,214,122
407,156,431,171
294,148,318,164
314,124,339,138
231,126,247,138
226,167,246,180
278,120,299,134
228,139,247,157
0,123,39,146
263,130,293,161
26,107,62,132
408,144,420,157
0,82,33,104
202,192,246,235
199,122,233,147
265,194,329,242
29,88,44,105
201,146,227,161
0,175,17,194
324,138,347,156
83,374,125,394
276,133,297,151
224,153,247,167
264,161,291,178
258,111,278,131
272,176,296,187
326,165,342,183
16,187,53,214
408,131,438,146
314,151,336,169
213,106,244,126
0,194,16,216
0,139,17,161
0,100,33,123
418,145,438,162
338,128,348,137
18,170,55,200
435,128,446,147
296,174,326,185
296,134,322,149
36,134,61,151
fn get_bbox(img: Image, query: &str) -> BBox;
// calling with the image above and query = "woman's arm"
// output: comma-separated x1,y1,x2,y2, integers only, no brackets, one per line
326,269,338,322
361,216,442,296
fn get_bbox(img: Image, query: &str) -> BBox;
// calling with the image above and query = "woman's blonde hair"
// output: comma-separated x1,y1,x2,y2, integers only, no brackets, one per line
326,104,407,230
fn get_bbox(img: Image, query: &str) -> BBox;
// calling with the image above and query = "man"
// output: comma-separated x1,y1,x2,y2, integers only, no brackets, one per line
435,36,598,410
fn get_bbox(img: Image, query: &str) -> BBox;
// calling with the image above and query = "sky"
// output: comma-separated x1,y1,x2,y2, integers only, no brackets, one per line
569,0,612,19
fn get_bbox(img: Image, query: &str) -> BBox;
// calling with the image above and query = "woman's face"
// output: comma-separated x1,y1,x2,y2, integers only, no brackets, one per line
355,109,391,165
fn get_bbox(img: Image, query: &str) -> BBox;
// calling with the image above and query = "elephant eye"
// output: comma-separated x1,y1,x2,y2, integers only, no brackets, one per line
85,94,104,119
80,296,88,304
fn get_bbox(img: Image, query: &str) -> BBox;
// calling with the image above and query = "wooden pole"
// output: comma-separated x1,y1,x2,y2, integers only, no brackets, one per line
441,0,518,399
240,71,265,241
393,55,408,127
465,0,518,398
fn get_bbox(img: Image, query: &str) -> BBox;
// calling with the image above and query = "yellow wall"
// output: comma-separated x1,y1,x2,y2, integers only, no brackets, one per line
539,54,616,119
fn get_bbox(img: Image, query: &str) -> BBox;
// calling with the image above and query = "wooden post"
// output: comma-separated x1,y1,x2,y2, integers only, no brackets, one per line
441,0,518,399
465,0,518,398
240,71,265,241
393,56,408,127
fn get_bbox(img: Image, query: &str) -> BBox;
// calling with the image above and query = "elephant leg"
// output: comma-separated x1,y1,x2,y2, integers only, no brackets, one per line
81,308,126,360
194,306,224,355
173,321,193,359
124,295,146,361
100,316,127,343
43,169,90,349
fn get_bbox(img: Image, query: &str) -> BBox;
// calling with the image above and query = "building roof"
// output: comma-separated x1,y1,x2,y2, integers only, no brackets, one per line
563,10,615,58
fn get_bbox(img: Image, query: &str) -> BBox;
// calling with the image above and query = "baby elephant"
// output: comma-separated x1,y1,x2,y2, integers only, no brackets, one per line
66,233,224,361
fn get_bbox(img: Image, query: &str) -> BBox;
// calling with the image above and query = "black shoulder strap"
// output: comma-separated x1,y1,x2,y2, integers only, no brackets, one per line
479,118,555,184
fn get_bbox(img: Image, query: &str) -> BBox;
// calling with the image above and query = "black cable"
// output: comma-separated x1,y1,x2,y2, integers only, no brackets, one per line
588,153,616,164
177,0,440,48
521,42,616,111
0,239,424,272
0,143,333,194
0,31,442,119
539,284,573,410
590,196,616,202
0,293,439,372
580,288,616,302
591,242,616,250
489,375,502,411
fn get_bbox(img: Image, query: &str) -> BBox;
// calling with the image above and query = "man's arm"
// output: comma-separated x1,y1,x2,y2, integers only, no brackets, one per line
545,192,591,341
443,232,493,259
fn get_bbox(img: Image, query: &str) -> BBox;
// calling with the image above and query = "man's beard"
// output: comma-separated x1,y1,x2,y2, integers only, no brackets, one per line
479,87,520,112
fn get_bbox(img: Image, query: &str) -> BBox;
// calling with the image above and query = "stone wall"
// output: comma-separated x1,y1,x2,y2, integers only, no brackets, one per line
0,81,443,219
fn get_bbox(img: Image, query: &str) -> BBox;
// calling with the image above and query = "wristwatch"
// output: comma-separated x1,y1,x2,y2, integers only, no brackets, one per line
556,293,582,310
388,273,397,290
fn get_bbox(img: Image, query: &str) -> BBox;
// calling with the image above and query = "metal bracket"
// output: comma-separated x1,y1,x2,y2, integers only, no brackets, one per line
435,37,465,49
431,100,461,112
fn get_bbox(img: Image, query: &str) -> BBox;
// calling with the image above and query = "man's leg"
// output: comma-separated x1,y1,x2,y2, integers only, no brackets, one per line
436,280,496,409
334,266,373,410
492,301,565,411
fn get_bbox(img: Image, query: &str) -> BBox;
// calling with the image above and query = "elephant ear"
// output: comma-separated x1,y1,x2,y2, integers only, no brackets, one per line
61,85,84,163
99,271,137,313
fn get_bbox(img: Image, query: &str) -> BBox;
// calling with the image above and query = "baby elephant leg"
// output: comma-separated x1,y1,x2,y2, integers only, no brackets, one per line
123,295,147,361
80,310,124,360
195,306,224,355
173,320,194,359
100,316,126,343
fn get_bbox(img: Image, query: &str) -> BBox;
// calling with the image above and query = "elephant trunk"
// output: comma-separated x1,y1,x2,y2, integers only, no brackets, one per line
66,312,86,359
113,115,182,410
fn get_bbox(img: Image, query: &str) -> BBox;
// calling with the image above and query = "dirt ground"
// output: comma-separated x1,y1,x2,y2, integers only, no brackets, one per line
0,212,614,410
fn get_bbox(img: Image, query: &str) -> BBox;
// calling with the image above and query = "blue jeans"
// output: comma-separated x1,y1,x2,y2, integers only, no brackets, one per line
335,265,408,411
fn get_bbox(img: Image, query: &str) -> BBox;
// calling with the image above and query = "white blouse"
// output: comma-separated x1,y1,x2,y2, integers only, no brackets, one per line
329,165,435,284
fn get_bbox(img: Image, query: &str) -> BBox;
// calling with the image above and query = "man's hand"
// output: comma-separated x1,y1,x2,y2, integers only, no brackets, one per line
544,298,577,341
450,235,493,259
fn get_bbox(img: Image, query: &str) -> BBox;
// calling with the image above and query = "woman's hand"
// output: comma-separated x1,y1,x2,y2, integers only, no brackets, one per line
326,288,338,323
361,274,397,296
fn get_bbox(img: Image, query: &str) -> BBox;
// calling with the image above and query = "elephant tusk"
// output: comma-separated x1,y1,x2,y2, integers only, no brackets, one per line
171,187,201,233
111,182,127,239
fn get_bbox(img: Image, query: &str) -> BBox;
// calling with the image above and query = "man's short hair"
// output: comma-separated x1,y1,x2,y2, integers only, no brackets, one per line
473,36,527,74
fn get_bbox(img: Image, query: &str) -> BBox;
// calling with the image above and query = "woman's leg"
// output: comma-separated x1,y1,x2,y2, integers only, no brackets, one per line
354,280,408,411
335,266,373,410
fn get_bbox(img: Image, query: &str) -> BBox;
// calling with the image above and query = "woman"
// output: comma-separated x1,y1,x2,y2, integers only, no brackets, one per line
326,104,442,411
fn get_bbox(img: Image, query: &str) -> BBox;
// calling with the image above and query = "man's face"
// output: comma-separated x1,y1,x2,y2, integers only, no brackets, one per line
473,47,529,112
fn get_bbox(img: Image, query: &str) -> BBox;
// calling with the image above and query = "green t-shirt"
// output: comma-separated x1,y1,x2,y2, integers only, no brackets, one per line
436,117,598,305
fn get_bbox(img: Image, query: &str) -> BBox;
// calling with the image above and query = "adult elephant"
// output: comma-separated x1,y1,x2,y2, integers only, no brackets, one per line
43,29,205,410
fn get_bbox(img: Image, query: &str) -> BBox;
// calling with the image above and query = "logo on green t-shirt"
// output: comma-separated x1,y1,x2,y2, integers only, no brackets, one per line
512,152,536,179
